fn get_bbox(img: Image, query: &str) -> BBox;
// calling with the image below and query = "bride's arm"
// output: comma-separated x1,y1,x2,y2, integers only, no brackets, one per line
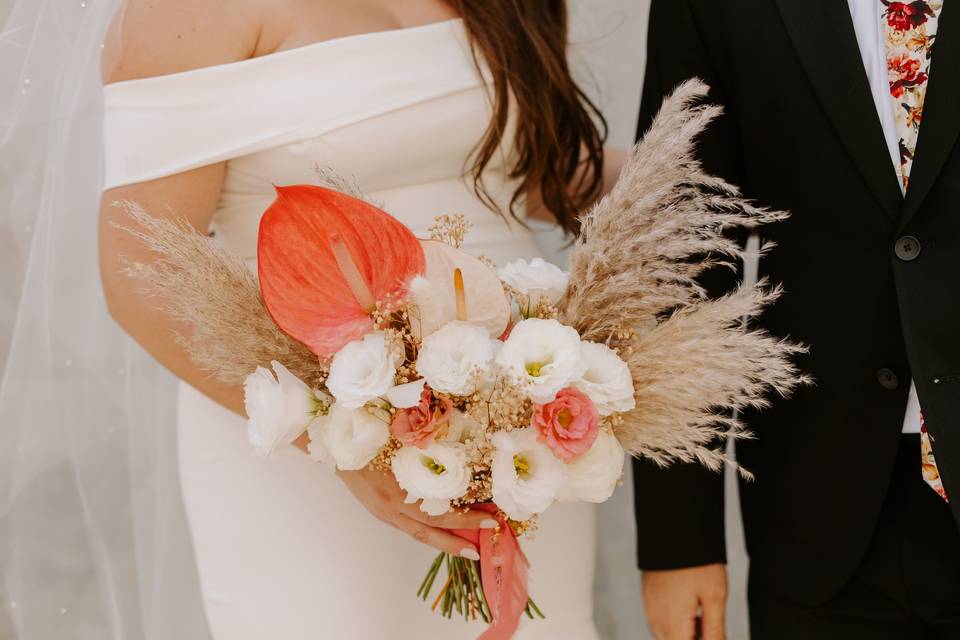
98,1,491,556
99,0,264,416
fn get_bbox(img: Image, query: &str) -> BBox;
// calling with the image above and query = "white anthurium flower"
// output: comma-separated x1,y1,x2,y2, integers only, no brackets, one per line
244,360,325,457
392,443,471,516
307,403,390,471
558,429,625,503
383,378,427,409
326,332,400,409
574,341,637,416
495,318,586,404
408,240,511,339
416,321,495,396
490,428,565,521
498,257,569,307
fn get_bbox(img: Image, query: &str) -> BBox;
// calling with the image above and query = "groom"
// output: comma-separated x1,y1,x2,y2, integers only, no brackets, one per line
633,1,960,638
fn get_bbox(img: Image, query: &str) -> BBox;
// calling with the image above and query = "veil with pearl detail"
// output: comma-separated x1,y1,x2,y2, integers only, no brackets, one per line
0,1,211,637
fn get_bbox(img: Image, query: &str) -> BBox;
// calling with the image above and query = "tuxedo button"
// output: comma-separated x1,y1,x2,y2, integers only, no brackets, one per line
877,368,900,390
894,236,921,261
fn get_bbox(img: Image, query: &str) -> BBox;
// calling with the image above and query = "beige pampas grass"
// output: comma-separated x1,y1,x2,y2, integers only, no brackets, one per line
560,79,808,469
114,201,324,387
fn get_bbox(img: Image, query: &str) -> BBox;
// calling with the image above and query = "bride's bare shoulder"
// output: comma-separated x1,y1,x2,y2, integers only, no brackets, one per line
102,0,266,83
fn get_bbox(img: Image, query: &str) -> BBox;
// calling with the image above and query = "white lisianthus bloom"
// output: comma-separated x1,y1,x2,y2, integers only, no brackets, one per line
307,403,390,470
383,378,426,409
392,443,471,516
416,321,495,396
558,430,625,503
495,318,586,403
498,258,569,305
326,332,399,409
574,341,637,416
490,428,565,521
244,361,322,456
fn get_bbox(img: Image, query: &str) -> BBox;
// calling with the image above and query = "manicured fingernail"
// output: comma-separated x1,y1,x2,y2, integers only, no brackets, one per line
461,548,480,561
480,519,499,529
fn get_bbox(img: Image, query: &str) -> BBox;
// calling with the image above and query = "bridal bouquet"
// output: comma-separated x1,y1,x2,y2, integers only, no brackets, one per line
119,81,806,639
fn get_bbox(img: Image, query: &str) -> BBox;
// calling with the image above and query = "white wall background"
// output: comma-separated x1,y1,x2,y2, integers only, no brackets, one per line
0,1,751,638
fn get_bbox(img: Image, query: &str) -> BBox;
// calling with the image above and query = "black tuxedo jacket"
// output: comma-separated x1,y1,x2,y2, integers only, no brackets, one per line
632,0,960,605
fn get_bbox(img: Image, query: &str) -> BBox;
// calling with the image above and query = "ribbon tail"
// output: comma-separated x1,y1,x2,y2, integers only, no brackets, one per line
476,523,528,640
451,504,530,640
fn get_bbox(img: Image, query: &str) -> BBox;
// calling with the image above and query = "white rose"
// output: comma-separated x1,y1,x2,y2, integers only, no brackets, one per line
559,430,625,503
392,443,471,516
574,341,637,416
244,361,320,456
307,403,390,470
498,258,569,305
495,318,586,403
416,321,495,396
490,428,565,521
326,332,399,409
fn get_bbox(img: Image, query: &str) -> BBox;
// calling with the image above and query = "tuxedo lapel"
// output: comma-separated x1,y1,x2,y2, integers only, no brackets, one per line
776,0,903,223
900,3,960,230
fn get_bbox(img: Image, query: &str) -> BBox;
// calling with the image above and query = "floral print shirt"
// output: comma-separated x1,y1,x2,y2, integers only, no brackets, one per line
882,0,944,189
882,1,948,501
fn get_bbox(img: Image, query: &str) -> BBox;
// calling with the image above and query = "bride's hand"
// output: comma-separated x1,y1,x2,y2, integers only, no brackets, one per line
337,467,496,559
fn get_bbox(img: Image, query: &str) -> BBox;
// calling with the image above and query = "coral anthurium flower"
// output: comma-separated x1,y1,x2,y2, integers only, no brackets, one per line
258,185,426,356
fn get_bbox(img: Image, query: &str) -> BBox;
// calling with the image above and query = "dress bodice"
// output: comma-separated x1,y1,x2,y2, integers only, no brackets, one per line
106,21,597,639
102,19,542,266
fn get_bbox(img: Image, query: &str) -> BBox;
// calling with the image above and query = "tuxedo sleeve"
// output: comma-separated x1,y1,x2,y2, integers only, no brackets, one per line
632,0,744,571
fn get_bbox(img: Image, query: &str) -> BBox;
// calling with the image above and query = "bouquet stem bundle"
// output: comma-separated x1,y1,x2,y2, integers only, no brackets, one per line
418,552,544,623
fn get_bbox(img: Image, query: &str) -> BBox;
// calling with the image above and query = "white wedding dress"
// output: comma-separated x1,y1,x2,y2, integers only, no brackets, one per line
103,19,598,640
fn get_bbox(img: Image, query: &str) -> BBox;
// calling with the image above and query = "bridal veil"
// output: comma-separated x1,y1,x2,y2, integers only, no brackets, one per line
0,1,211,636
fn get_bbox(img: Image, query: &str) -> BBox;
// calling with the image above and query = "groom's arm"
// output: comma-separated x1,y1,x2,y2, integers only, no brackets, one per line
634,0,744,570
633,0,745,637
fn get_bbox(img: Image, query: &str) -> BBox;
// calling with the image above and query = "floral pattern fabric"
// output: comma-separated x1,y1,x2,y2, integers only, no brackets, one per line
921,417,948,501
883,0,943,189
883,0,948,501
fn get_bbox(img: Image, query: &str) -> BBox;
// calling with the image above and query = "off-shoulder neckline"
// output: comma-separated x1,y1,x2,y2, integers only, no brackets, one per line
104,18,465,89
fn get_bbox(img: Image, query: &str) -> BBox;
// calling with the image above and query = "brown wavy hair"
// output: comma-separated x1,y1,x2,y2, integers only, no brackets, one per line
449,0,607,235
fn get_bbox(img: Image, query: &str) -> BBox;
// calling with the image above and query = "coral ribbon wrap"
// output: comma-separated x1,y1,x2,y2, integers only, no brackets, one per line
454,504,529,640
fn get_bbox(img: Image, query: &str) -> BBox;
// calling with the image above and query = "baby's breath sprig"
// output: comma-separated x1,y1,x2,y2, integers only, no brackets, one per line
473,377,532,431
428,213,472,248
369,436,402,473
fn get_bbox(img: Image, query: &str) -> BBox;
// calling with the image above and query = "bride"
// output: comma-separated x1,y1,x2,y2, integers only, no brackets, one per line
99,0,617,637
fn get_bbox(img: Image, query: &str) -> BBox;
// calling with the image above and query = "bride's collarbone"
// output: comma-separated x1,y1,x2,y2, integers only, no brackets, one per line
254,0,458,56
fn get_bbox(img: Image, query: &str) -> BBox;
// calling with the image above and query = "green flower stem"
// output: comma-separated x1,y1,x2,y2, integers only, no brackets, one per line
528,597,545,619
469,559,492,622
417,552,444,599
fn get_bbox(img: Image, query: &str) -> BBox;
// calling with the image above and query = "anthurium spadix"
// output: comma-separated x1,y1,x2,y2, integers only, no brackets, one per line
257,185,426,356
409,240,511,339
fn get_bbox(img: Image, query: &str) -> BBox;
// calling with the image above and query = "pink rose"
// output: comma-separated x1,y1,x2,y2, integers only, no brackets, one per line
390,387,453,449
532,387,599,463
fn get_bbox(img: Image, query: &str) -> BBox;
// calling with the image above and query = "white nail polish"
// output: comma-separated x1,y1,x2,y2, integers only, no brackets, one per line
480,519,499,529
461,548,480,561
